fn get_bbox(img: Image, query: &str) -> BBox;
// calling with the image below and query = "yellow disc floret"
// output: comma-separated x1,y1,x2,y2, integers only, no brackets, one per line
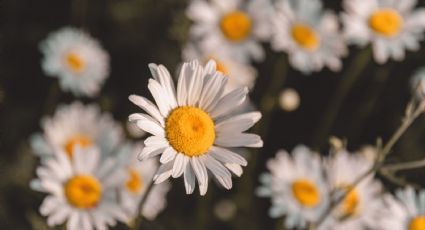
166,106,215,157
126,168,143,194
369,8,403,37
340,186,360,217
64,134,93,159
64,175,102,209
65,52,86,73
409,216,425,230
291,24,320,51
292,179,321,208
220,11,252,42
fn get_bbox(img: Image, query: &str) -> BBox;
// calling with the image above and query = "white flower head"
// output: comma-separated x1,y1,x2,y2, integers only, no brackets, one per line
271,0,347,74
411,67,425,98
40,27,109,97
186,0,273,62
129,60,263,196
30,147,128,230
342,0,425,64
319,150,383,230
182,43,257,94
115,142,170,221
257,145,329,229
376,187,425,230
30,102,123,160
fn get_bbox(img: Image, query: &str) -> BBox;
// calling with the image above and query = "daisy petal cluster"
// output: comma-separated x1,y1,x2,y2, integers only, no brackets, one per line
186,0,273,63
129,60,263,195
271,0,347,73
342,0,425,64
40,27,109,97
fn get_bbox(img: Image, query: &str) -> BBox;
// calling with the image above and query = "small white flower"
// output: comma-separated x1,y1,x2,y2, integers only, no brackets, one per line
257,145,329,229
375,187,425,230
115,143,170,221
40,27,109,97
30,147,128,230
30,102,123,160
271,0,347,73
278,88,300,112
319,150,383,230
129,60,263,195
182,43,257,93
411,67,425,98
186,0,273,62
342,0,425,64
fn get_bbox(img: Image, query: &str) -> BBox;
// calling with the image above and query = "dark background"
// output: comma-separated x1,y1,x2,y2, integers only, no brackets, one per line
1,0,425,229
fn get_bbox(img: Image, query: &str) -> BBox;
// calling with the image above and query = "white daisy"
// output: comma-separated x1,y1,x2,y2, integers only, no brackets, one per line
271,0,347,73
182,43,257,93
115,143,170,221
411,67,425,98
257,145,329,229
319,150,383,230
30,147,128,230
376,187,425,230
128,60,262,195
30,102,123,160
342,0,425,64
40,27,109,97
186,0,273,62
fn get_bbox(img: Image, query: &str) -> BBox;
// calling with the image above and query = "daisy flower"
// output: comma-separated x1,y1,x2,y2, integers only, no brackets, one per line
342,0,425,64
182,43,257,93
115,143,170,221
376,187,425,230
128,60,262,195
257,145,329,229
319,150,383,230
186,0,273,62
40,27,109,97
271,0,347,73
30,147,127,230
30,102,123,160
411,67,425,98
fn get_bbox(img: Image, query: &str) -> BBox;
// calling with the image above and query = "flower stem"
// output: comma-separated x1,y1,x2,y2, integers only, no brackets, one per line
311,48,372,149
132,180,155,230
381,158,425,172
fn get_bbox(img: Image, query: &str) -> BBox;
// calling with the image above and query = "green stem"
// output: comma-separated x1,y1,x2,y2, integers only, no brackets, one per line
381,158,425,172
132,180,155,230
311,48,372,149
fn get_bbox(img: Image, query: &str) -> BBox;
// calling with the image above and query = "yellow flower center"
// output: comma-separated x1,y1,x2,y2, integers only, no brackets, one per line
369,9,403,37
65,52,86,73
340,186,360,217
292,179,321,208
220,11,252,42
291,23,320,51
166,106,215,157
64,134,93,159
409,216,425,230
126,168,143,194
64,175,102,209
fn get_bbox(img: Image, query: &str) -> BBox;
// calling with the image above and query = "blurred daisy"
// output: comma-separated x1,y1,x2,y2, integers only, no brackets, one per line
40,27,109,97
129,60,262,195
30,147,127,230
342,0,425,64
411,67,425,98
182,43,257,93
186,0,273,62
377,187,425,230
271,0,347,73
30,102,123,160
278,88,300,112
257,145,329,229
115,143,170,221
319,150,383,230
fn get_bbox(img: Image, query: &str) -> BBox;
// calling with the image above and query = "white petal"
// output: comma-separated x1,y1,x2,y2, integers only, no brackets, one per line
190,157,209,195
160,147,178,164
172,154,189,178
144,136,168,148
67,211,80,230
128,95,164,126
202,155,232,190
153,161,173,184
215,133,263,148
225,163,243,177
186,64,204,106
199,73,227,111
138,146,167,161
210,87,248,119
215,112,261,133
210,146,247,166
148,79,172,117
129,113,165,137
184,163,196,194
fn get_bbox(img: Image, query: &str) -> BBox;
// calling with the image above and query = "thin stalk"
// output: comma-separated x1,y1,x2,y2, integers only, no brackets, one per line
381,158,425,172
312,48,372,149
132,180,155,230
